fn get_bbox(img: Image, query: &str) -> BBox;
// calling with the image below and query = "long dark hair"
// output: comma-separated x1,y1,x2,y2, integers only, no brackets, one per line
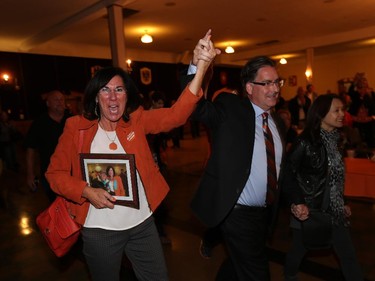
83,66,141,121
106,165,116,177
300,93,343,144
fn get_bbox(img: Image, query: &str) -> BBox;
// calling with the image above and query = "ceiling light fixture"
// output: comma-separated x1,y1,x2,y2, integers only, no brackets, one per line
141,31,153,44
279,57,287,64
225,45,234,54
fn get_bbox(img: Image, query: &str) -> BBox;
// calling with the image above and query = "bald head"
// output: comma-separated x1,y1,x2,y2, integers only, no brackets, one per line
46,90,66,117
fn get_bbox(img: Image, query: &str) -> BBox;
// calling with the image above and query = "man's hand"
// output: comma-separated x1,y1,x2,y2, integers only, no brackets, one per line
344,205,352,217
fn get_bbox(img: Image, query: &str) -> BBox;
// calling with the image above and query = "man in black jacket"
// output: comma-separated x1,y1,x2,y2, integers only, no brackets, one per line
25,90,71,202
189,56,285,280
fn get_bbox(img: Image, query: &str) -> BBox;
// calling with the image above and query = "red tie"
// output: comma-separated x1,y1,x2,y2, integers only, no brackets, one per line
262,112,277,204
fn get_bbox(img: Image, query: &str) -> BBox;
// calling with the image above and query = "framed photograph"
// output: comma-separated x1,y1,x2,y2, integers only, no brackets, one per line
80,153,139,209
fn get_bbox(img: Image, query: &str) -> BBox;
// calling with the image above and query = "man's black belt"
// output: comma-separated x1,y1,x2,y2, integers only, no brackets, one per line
234,204,266,211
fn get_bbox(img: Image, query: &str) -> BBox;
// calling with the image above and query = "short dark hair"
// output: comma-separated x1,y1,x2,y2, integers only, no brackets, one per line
83,66,141,121
240,56,277,90
302,93,343,143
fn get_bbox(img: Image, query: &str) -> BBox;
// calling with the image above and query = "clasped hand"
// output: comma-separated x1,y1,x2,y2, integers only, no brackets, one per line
193,29,221,69
291,203,309,221
291,204,352,220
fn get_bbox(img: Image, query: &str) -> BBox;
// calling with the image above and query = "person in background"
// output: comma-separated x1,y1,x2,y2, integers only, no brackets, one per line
45,30,219,281
288,86,311,131
0,110,21,172
275,91,287,112
305,84,318,103
24,90,70,202
277,109,298,152
211,70,241,101
189,56,285,280
146,90,171,244
146,90,168,169
282,94,363,281
168,99,182,148
347,74,375,149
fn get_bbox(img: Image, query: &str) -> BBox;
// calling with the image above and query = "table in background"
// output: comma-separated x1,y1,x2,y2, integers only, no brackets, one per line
345,158,375,200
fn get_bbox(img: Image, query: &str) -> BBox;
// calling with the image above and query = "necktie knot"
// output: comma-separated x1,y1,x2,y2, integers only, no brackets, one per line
262,112,268,121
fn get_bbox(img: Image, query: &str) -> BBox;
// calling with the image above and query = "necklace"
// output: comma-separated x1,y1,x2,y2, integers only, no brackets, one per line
100,124,118,150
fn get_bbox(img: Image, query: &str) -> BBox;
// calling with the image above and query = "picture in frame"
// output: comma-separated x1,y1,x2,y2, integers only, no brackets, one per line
80,153,139,209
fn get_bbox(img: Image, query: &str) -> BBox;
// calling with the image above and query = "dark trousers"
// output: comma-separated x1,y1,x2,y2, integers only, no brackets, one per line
82,216,168,281
284,226,363,280
219,205,270,281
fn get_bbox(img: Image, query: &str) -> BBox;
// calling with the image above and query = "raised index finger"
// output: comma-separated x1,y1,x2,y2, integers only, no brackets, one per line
203,29,212,42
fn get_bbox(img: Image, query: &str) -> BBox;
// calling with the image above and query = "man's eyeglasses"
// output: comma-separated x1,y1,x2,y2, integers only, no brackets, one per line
250,79,284,88
99,86,126,96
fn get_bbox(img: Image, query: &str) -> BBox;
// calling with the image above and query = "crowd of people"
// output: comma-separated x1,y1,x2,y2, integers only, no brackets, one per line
276,77,375,154
0,29,368,281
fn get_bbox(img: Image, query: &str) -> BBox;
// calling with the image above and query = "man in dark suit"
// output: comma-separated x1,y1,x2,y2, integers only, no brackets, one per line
189,56,285,280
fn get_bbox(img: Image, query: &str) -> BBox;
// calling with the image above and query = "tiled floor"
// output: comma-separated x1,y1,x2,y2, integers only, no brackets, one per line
0,130,374,281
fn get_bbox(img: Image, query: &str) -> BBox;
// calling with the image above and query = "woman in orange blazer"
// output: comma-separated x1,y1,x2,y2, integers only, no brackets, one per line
45,30,220,281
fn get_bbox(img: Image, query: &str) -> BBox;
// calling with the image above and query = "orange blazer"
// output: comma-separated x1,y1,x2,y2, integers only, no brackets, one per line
113,175,125,196
46,86,202,225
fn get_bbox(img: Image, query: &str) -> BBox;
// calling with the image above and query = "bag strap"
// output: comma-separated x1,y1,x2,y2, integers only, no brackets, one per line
65,129,85,220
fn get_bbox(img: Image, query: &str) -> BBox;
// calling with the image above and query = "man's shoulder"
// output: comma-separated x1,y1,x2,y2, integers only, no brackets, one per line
214,92,248,108
65,115,95,129
30,112,50,123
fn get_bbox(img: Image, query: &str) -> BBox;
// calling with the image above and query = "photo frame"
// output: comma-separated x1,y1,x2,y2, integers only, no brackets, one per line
80,153,139,209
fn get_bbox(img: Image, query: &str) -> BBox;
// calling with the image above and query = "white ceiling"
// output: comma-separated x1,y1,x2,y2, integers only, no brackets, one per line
0,0,375,66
